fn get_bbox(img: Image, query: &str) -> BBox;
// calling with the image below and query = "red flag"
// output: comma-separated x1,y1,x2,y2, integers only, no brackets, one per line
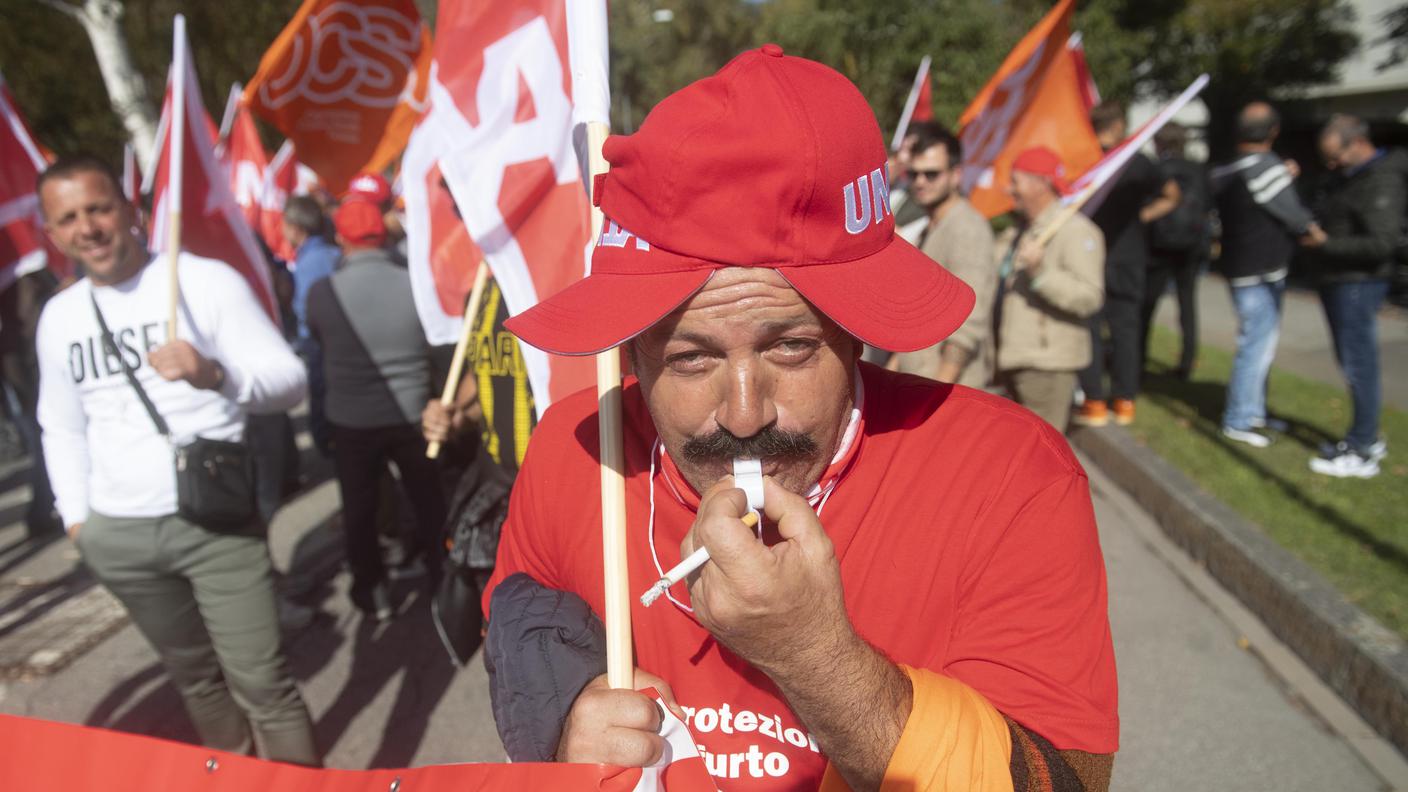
215,85,271,236
0,70,70,288
0,688,716,791
403,0,609,412
957,0,1103,217
148,16,278,322
890,56,932,151
1067,32,1101,113
258,141,319,263
243,0,431,194
914,70,934,122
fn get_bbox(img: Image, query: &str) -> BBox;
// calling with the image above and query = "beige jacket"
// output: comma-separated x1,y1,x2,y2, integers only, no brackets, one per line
893,198,997,387
996,202,1105,373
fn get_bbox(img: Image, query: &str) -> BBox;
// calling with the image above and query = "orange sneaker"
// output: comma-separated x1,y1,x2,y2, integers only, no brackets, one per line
1073,400,1109,427
1112,398,1136,425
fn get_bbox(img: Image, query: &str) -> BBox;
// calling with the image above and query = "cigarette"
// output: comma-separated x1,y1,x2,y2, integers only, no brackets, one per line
640,512,760,607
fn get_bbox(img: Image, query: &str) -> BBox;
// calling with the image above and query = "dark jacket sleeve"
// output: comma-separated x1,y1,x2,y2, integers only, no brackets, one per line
1322,168,1407,264
484,573,607,762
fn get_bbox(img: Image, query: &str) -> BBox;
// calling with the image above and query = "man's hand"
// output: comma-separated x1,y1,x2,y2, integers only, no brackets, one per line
1016,235,1045,276
148,341,223,390
1300,222,1328,248
557,668,683,765
67,523,82,539
422,400,455,447
681,477,851,675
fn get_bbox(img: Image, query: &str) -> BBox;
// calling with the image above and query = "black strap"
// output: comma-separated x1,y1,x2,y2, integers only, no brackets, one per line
90,291,171,438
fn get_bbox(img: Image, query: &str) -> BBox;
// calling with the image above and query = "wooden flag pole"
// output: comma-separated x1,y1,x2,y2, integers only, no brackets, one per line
1032,184,1098,249
426,261,490,460
586,119,633,690
166,14,188,341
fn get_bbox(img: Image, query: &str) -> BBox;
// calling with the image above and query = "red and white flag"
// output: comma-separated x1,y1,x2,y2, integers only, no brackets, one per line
1,688,715,791
890,55,933,151
1066,73,1209,216
957,0,1103,217
121,144,142,207
0,70,69,288
148,15,278,321
403,0,607,413
215,83,271,238
258,141,319,263
1067,33,1101,113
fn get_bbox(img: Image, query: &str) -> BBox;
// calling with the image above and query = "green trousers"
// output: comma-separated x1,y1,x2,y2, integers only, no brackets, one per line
78,512,318,765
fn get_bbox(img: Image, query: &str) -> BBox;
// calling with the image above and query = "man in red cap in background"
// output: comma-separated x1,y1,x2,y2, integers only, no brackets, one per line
306,200,446,620
996,147,1107,432
484,47,1116,791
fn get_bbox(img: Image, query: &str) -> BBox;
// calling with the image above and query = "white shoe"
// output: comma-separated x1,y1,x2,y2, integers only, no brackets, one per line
1367,437,1388,462
1309,447,1380,479
1222,426,1272,448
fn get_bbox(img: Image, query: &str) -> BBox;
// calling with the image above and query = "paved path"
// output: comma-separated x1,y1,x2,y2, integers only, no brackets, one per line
1150,275,1408,410
2,448,1404,789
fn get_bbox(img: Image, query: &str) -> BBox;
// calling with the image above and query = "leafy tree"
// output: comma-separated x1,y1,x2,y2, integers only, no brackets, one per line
1381,3,1408,70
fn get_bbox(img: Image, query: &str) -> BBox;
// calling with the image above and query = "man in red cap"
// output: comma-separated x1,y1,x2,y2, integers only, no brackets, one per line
485,47,1116,791
996,147,1107,432
306,200,447,619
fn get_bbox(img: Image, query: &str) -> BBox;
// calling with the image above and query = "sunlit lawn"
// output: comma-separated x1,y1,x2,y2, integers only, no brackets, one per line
1130,325,1408,639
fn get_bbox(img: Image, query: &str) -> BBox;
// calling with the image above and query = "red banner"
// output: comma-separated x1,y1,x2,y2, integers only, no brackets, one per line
957,0,1102,217
0,687,716,791
243,0,431,194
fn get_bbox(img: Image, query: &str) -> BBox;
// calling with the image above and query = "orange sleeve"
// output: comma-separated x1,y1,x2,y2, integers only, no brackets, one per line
819,665,1014,792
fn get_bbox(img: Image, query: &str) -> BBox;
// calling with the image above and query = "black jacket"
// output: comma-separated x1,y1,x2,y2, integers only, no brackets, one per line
1313,149,1407,283
1212,151,1313,282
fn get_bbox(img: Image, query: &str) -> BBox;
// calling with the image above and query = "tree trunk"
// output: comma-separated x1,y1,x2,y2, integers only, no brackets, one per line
41,0,159,171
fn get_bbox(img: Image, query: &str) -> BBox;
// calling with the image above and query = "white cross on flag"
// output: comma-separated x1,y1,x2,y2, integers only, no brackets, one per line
147,16,278,323
0,71,69,289
402,0,609,414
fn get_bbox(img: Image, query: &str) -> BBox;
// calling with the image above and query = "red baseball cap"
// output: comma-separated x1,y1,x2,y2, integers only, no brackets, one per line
344,172,392,207
505,44,975,355
1011,147,1070,194
333,199,387,248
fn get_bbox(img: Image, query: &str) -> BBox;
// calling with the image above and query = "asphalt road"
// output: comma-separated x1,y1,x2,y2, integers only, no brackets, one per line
0,448,1403,789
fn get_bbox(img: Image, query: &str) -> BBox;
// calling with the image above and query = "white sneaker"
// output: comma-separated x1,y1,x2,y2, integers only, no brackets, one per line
1310,447,1380,479
1222,426,1272,448
1367,437,1388,462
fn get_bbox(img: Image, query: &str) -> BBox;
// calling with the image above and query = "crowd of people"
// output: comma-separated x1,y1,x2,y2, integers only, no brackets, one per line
883,100,1402,479
5,42,1401,790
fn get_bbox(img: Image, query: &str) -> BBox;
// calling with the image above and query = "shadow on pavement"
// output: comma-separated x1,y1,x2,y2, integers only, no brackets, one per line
1140,368,1408,575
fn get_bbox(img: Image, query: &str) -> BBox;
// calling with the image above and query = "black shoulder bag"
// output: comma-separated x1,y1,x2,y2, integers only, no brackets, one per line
91,293,257,531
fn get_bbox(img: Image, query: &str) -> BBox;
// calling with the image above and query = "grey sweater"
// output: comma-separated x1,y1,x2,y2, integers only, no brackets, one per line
307,248,431,428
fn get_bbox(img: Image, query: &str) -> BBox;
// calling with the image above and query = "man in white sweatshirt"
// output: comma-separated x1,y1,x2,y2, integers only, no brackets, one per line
34,155,318,765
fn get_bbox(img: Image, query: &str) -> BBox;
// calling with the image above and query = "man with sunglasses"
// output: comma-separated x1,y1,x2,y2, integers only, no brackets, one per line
890,125,997,387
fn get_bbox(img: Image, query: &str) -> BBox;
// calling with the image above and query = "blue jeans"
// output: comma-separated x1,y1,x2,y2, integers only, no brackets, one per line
1319,279,1388,451
1223,278,1285,430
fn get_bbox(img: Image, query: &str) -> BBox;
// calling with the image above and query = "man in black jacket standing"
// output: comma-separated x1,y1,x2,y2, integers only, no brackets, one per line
1301,114,1405,478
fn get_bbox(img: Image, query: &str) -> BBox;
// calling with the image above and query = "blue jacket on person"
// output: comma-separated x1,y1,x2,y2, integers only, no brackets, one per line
292,235,340,340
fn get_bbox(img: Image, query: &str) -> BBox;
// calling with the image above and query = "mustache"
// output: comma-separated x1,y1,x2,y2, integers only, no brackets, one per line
680,425,819,464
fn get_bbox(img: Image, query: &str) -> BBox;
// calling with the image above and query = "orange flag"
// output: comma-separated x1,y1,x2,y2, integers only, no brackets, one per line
242,0,430,194
957,0,1102,217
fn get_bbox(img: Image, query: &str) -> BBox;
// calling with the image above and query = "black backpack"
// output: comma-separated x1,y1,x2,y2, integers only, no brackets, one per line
1151,158,1209,254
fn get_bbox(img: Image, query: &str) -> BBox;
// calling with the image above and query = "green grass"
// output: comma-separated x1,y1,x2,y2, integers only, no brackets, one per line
1131,325,1408,639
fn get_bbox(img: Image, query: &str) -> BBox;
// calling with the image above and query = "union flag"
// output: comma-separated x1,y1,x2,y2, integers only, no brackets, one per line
243,0,431,194
0,70,70,287
957,0,1102,217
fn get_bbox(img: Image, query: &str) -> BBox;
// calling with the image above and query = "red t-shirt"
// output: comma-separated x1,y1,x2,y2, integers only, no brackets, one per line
485,364,1118,790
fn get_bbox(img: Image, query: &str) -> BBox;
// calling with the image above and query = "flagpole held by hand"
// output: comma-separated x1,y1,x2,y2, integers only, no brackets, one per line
586,119,634,691
426,261,490,459
166,15,189,342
